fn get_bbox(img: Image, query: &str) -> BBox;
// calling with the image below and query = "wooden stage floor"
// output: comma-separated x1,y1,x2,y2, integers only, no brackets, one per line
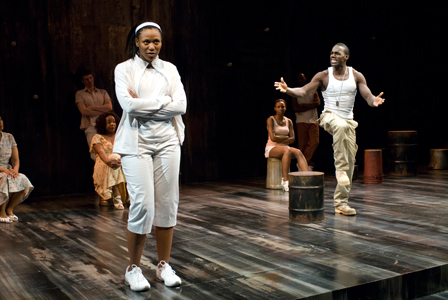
1,168,448,300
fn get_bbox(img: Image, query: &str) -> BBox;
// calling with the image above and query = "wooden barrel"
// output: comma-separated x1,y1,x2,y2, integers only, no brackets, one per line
388,131,418,176
363,149,383,184
288,171,325,223
429,149,448,170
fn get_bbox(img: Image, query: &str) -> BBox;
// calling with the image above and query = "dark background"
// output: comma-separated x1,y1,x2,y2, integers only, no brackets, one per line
0,0,445,197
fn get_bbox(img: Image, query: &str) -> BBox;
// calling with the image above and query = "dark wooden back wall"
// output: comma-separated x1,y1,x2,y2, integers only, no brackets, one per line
0,1,444,197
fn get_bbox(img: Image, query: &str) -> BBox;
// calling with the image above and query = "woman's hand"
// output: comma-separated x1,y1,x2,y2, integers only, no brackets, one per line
106,158,122,170
5,168,19,179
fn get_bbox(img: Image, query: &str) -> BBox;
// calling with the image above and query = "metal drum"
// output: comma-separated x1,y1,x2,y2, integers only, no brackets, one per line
288,171,325,223
429,149,448,170
266,158,283,189
363,149,383,184
388,131,418,176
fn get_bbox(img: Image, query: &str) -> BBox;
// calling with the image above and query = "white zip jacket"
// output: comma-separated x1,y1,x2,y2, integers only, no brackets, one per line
113,55,186,155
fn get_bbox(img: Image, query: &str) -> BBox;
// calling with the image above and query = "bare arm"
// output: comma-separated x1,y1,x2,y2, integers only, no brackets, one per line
0,147,20,179
285,119,295,145
274,73,323,98
354,70,385,107
92,143,121,169
267,117,294,144
5,147,20,179
10,147,20,172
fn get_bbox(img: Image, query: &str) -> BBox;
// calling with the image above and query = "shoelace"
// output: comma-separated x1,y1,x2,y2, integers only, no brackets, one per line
165,266,176,276
130,265,147,283
160,263,177,277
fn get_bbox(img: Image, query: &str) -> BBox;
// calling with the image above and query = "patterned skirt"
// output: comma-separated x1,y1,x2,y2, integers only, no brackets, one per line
0,173,34,205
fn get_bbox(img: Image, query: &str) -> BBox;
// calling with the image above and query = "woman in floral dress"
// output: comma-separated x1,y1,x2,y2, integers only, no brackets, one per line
0,116,34,223
90,112,127,209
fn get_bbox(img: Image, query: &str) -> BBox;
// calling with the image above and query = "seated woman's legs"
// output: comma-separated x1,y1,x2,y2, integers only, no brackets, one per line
290,148,309,171
0,190,26,218
269,146,292,180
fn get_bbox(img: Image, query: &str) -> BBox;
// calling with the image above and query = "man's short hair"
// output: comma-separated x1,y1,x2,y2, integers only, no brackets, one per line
79,69,93,81
335,43,350,57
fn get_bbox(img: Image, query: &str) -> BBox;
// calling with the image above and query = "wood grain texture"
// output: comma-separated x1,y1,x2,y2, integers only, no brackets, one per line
1,168,448,299
1,1,446,197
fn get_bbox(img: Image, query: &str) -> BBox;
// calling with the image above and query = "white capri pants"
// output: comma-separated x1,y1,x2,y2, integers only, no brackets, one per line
121,136,180,234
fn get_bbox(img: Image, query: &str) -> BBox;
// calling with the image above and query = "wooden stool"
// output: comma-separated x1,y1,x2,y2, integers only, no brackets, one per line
266,158,283,189
288,171,325,223
429,149,448,169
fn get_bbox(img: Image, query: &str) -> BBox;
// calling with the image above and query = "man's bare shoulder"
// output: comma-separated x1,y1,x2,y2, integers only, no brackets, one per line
351,67,366,82
311,70,329,82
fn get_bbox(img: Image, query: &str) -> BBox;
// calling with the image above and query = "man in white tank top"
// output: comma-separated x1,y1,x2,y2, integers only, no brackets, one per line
274,43,385,216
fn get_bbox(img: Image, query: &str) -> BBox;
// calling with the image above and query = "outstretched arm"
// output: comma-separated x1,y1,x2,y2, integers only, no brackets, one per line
274,75,322,98
355,70,385,107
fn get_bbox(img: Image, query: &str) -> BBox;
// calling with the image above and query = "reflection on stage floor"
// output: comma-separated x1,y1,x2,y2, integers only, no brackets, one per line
1,168,448,299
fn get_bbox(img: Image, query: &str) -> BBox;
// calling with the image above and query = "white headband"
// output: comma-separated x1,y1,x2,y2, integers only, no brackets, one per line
135,22,162,34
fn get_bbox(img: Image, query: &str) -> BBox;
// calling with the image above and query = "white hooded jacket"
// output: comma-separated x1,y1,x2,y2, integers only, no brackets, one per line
113,55,186,155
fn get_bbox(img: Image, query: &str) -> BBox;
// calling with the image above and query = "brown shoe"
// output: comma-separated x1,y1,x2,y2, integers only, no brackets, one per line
335,205,356,215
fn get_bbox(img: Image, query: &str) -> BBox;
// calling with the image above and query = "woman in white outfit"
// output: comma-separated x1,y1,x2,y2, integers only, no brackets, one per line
114,20,186,291
265,99,308,192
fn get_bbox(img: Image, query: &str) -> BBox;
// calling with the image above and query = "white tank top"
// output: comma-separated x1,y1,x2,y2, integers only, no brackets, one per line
266,116,289,147
322,66,357,119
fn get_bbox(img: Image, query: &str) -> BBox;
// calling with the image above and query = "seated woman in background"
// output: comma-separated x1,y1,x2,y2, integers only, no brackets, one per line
90,112,127,209
0,116,34,223
265,99,309,192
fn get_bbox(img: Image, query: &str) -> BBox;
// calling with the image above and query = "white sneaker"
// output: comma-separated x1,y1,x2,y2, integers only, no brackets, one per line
336,170,350,186
281,179,289,192
156,260,181,287
125,264,150,291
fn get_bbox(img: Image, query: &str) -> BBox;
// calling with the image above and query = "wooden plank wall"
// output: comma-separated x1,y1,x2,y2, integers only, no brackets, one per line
0,1,444,197
0,0,226,197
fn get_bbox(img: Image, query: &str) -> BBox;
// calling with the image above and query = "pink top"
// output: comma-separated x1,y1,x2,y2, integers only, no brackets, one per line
266,116,290,147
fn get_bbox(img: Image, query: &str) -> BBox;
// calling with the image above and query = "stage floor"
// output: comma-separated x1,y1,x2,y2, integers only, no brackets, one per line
1,168,448,299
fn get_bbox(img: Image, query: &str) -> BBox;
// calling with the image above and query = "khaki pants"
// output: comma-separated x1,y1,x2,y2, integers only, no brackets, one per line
319,111,358,206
